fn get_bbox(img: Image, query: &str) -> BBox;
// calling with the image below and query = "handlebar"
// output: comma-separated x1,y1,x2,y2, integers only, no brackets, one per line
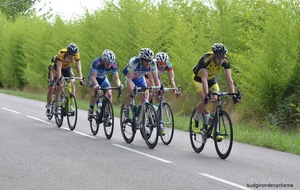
208,89,241,104
94,86,122,98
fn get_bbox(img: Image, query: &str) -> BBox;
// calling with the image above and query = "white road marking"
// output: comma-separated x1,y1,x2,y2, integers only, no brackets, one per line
2,107,20,114
113,144,173,164
73,130,97,139
61,127,97,139
26,115,51,124
199,173,253,190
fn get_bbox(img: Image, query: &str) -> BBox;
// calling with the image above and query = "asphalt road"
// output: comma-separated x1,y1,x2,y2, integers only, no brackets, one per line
1,93,299,190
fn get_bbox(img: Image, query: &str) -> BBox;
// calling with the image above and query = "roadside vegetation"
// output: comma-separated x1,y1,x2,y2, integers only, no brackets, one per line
0,0,299,155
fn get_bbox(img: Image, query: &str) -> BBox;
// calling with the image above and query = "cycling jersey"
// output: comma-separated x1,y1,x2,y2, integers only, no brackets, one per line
54,48,80,69
88,57,118,79
122,56,157,80
192,52,230,82
88,57,118,87
157,60,173,78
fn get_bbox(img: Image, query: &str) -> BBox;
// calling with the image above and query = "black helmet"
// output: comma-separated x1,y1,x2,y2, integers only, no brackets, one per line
212,43,228,56
67,43,79,55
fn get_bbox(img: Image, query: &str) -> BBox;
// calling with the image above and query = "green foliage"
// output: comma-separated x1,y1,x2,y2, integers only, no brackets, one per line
0,0,37,21
0,0,299,129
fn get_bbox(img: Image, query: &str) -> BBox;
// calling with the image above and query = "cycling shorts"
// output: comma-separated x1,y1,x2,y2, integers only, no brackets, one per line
192,73,219,94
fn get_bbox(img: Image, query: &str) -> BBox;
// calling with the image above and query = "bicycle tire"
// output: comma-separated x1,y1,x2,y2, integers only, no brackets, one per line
142,102,159,149
90,113,100,135
189,107,206,153
159,102,174,145
47,100,55,120
214,110,233,159
120,101,135,143
55,105,64,128
67,93,78,131
103,98,114,139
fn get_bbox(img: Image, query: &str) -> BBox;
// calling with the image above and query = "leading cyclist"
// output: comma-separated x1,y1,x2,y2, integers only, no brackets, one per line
53,43,85,114
191,43,240,138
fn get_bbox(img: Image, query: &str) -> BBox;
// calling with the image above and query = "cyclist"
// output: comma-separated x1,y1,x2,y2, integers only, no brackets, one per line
146,52,181,100
122,48,160,119
53,43,85,114
87,49,123,118
191,43,240,139
45,56,56,116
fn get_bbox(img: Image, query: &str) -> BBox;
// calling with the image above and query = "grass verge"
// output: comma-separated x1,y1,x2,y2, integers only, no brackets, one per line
1,89,299,155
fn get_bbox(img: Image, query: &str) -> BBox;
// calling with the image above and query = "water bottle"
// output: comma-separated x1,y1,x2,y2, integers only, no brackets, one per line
204,111,210,125
152,104,159,111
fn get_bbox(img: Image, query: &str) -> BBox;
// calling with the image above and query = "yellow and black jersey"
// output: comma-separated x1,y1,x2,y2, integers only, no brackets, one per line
192,52,230,81
54,48,80,69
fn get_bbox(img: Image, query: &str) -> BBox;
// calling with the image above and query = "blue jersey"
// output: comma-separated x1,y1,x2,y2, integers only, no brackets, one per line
88,57,118,79
122,56,157,79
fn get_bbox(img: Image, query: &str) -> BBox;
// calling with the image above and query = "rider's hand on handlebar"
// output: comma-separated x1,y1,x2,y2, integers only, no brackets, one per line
204,93,211,104
232,95,241,104
80,79,86,86
93,85,100,90
118,84,124,91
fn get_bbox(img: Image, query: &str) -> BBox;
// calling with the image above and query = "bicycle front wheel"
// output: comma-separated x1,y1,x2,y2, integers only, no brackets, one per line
158,102,174,145
189,107,206,153
120,101,135,143
103,98,114,139
67,93,78,131
90,113,100,135
47,100,55,120
142,103,159,149
55,105,64,127
214,110,233,159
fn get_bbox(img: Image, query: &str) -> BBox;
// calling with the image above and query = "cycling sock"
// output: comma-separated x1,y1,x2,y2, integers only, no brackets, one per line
194,112,200,121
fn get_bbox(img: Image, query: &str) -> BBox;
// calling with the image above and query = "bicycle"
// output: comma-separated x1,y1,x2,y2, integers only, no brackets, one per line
54,76,83,131
151,84,181,145
189,90,241,159
120,86,159,149
88,86,122,139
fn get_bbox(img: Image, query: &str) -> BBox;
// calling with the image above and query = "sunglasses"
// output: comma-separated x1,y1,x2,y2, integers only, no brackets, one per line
158,62,167,66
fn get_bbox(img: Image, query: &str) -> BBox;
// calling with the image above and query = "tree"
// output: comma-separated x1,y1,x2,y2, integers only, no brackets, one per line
0,0,38,21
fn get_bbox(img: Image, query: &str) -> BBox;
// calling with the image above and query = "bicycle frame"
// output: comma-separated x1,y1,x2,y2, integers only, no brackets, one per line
189,89,241,159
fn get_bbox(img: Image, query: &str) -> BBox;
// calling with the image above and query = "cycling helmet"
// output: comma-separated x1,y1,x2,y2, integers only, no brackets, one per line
212,43,228,56
67,43,79,56
102,49,116,63
139,48,154,60
156,52,169,62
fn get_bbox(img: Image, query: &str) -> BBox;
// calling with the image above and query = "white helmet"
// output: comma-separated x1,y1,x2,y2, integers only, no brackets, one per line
102,49,116,62
156,52,169,62
139,48,154,60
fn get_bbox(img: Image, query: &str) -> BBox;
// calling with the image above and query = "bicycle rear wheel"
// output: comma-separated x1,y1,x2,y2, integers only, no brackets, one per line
90,113,100,135
159,102,174,145
55,105,64,128
120,101,135,143
189,107,206,153
142,103,159,149
214,110,233,159
103,98,114,139
67,93,78,131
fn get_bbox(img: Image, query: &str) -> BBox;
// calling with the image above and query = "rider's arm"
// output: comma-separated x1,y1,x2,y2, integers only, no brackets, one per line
75,60,83,79
56,60,62,83
225,69,235,93
90,72,98,87
200,69,209,96
126,71,135,93
113,72,123,89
